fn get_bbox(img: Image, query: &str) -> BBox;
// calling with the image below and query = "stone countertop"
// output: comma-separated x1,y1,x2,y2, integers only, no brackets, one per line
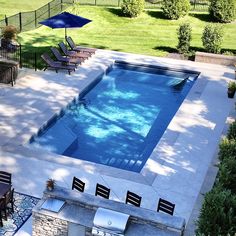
33,186,185,236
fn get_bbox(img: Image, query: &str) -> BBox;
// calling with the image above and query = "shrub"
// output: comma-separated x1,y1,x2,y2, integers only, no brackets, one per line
218,157,236,194
196,187,236,235
161,0,190,20
1,25,18,40
121,0,144,17
177,23,192,54
202,24,223,54
228,120,236,140
218,138,236,161
209,0,236,23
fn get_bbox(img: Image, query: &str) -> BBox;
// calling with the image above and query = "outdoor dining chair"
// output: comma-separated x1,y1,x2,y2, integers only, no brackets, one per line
66,36,96,55
95,183,110,199
157,198,175,216
0,198,6,227
125,191,142,207
4,188,14,214
0,171,11,185
72,176,85,192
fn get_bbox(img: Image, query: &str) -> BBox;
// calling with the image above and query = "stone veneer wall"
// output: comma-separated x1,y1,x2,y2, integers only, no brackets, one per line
32,212,68,236
195,51,236,66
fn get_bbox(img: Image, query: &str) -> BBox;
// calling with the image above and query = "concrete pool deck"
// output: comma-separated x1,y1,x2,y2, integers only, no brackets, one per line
0,49,235,235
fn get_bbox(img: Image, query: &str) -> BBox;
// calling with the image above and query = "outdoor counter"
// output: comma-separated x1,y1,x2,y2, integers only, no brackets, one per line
32,186,185,236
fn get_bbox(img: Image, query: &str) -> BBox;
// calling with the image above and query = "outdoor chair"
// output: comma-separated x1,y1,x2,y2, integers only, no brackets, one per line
157,198,175,216
41,53,76,75
0,171,11,185
72,176,85,192
95,183,110,199
0,198,6,226
51,47,84,66
66,36,96,55
3,188,14,216
58,42,90,60
125,191,142,207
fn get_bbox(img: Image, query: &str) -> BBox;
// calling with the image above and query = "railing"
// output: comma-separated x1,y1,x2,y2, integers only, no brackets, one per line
0,45,46,71
0,0,75,32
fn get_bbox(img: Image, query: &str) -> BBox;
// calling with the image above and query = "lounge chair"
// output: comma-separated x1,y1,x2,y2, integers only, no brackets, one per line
41,53,76,75
58,42,90,60
51,47,83,67
66,36,96,55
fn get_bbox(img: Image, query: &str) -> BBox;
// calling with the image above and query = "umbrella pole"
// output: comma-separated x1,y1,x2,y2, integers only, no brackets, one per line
65,28,67,40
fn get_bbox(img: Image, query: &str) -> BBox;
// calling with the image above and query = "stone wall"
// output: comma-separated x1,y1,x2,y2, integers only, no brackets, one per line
32,212,68,236
195,51,236,66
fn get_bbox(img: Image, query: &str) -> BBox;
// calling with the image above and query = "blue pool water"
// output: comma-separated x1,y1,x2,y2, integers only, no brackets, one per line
31,62,198,172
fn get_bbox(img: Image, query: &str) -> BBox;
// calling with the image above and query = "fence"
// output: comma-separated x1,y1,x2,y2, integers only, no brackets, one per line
0,0,75,32
0,45,46,71
77,0,209,11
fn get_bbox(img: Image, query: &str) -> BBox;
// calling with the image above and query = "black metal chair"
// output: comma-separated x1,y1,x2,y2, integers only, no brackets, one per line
125,191,142,207
4,188,14,215
95,183,110,199
72,177,85,192
157,198,175,216
0,171,11,185
0,198,5,227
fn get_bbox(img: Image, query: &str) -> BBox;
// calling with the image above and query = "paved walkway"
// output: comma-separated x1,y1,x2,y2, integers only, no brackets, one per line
0,50,235,235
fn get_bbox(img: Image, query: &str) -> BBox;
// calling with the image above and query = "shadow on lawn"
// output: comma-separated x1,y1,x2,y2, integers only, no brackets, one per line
106,7,125,17
189,13,213,22
153,46,177,53
146,10,167,20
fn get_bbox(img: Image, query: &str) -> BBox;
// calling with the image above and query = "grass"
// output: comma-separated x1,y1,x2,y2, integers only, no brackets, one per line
0,0,50,19
18,6,236,60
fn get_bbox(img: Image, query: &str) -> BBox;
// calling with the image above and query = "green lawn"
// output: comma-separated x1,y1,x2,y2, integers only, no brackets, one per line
0,0,50,18
18,6,236,59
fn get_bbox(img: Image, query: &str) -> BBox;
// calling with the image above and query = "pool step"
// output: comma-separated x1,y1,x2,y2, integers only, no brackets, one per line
32,120,77,155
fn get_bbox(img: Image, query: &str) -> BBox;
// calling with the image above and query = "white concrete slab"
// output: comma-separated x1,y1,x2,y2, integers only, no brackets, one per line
0,49,235,235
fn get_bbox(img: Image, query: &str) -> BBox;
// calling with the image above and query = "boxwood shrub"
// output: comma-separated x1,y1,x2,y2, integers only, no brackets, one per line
228,120,236,140
202,23,224,54
121,0,144,18
218,138,236,161
177,23,192,54
161,0,190,20
209,0,236,23
196,187,236,235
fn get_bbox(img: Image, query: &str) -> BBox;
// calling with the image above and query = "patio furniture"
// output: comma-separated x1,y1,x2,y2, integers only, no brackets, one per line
95,183,110,199
66,36,96,55
4,188,14,213
0,171,11,185
125,191,142,207
72,177,85,192
41,53,76,75
58,42,90,60
51,47,84,66
157,198,175,216
0,198,6,227
0,59,18,86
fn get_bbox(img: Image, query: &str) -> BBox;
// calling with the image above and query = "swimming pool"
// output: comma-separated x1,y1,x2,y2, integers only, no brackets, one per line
30,62,199,172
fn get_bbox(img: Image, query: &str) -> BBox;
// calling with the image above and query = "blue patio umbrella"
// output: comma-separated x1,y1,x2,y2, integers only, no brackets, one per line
39,11,92,39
